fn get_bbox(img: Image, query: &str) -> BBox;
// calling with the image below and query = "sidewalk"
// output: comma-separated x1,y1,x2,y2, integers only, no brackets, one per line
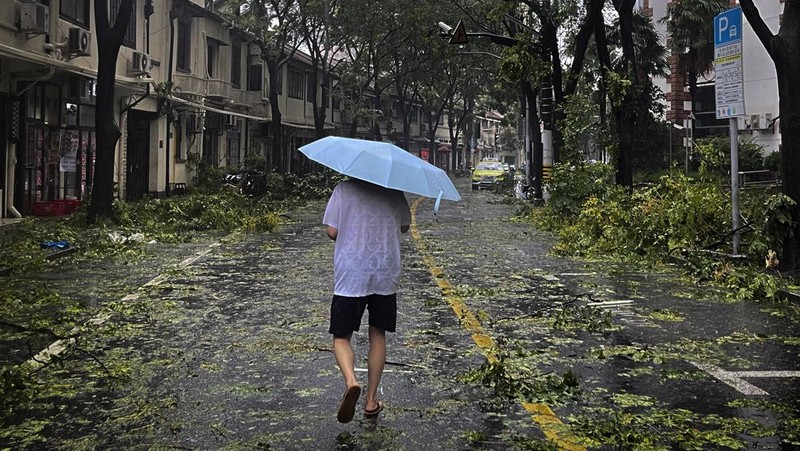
1,179,799,449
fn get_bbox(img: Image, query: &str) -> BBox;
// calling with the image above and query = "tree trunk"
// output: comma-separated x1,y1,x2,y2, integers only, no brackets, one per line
90,54,122,220
88,0,132,221
613,0,636,189
311,63,329,139
266,58,283,172
740,0,800,271
777,68,800,271
372,94,383,141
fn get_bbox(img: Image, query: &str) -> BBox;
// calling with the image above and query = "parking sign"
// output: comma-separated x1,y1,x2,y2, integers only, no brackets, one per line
714,7,745,119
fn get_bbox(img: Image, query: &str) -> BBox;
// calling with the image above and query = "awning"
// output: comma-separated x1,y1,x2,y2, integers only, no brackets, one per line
0,43,153,90
167,95,268,122
282,120,335,131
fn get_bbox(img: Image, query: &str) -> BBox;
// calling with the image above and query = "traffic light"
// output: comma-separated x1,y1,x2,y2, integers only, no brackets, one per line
494,130,500,143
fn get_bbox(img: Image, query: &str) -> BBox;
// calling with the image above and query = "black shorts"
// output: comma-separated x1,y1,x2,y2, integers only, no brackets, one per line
329,293,397,337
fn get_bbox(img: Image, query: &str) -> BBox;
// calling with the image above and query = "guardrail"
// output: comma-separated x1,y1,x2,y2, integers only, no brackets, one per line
739,170,781,190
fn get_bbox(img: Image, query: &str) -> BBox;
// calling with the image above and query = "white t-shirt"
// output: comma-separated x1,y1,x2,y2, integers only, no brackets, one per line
323,180,411,297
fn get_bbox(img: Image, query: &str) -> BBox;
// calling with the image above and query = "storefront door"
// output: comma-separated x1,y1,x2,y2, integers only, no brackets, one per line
125,111,151,200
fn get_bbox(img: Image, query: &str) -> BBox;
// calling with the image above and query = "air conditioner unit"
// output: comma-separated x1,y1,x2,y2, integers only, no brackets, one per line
130,51,150,75
750,113,773,131
736,116,749,130
68,27,91,56
17,2,49,33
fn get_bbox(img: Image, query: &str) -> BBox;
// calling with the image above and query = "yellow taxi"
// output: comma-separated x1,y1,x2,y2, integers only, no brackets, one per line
471,160,506,190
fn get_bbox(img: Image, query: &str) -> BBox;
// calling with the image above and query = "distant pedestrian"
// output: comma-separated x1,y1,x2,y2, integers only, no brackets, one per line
323,178,411,423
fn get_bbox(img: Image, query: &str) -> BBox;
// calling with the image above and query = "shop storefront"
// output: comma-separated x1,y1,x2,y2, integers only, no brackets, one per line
18,76,96,216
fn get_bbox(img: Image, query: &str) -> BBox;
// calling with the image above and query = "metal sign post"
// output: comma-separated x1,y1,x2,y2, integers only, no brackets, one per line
714,7,745,254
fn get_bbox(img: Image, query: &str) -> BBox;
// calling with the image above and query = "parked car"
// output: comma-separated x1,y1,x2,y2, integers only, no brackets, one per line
471,160,506,190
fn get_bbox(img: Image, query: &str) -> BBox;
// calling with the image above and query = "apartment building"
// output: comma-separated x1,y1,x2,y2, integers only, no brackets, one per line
0,0,462,218
645,0,783,154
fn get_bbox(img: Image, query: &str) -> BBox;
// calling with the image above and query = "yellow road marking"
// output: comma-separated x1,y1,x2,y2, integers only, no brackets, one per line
410,198,497,363
410,197,585,451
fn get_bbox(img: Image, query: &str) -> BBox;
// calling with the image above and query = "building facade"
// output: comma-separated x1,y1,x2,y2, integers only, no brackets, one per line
1,0,458,218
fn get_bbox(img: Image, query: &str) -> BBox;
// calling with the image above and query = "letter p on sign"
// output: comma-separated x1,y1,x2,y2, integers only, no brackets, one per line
714,7,743,46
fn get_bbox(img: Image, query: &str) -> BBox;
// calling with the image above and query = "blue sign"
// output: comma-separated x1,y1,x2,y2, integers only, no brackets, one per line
714,7,742,46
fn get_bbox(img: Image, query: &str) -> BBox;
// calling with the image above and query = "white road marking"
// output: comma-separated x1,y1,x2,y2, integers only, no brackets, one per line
691,362,800,396
587,300,635,307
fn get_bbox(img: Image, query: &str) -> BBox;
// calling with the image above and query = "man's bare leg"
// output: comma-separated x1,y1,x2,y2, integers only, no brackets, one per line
365,325,386,412
333,333,359,388
333,333,361,423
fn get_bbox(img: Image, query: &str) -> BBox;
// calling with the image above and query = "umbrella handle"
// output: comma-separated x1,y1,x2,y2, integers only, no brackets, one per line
434,190,443,215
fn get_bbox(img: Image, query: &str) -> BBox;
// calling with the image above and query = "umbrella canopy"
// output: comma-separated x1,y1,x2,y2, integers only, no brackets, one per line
299,136,461,203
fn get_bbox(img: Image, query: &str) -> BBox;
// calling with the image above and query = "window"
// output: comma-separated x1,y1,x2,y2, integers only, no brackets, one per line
109,0,137,48
206,43,216,78
231,42,242,89
177,20,191,71
307,73,315,102
248,64,263,93
288,68,304,99
61,0,89,27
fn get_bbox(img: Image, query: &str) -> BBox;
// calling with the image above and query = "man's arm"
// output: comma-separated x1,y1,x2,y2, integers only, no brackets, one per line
326,226,338,241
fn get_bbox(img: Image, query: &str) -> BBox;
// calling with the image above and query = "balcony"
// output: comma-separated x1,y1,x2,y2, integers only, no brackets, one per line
172,73,206,99
206,78,233,102
171,74,235,103
236,89,264,107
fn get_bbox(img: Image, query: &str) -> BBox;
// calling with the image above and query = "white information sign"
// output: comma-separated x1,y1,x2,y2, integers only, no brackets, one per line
714,7,745,119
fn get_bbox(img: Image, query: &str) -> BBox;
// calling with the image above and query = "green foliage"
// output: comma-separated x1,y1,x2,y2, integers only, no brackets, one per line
527,167,799,300
0,366,30,414
694,136,765,178
558,92,604,162
567,405,769,449
605,70,633,107
191,162,230,194
763,150,781,173
0,174,337,275
552,305,614,332
550,174,728,257
744,193,797,260
543,162,616,218
460,342,580,405
499,44,550,86
242,153,269,172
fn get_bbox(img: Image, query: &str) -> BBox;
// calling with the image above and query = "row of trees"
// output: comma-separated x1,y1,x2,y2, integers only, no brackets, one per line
92,0,800,272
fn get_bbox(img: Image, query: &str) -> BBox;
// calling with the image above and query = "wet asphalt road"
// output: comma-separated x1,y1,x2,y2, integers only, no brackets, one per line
2,177,800,450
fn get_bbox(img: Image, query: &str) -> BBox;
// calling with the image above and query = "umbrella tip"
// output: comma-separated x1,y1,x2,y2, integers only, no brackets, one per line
433,190,443,215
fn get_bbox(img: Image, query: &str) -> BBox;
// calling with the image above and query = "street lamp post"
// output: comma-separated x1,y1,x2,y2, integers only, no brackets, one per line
667,121,684,167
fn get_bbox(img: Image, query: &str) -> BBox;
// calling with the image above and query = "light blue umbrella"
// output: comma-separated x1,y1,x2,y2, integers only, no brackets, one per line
299,136,461,212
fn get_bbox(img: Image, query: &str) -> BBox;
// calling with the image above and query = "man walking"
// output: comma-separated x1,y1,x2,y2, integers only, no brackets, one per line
323,178,411,423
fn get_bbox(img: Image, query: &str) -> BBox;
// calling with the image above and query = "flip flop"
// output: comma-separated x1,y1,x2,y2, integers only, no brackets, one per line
364,400,384,419
337,385,361,423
